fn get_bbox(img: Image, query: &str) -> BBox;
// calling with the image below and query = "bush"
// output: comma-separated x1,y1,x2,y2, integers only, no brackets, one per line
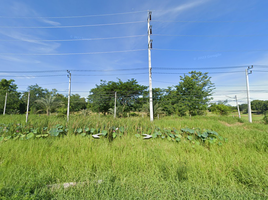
130,112,139,117
210,104,230,116
263,115,268,124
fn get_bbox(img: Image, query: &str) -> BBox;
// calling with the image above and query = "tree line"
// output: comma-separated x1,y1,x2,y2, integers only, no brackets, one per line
1,71,267,117
0,79,87,115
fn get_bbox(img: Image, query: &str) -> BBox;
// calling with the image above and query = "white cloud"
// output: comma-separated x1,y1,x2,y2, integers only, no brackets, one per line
0,55,40,63
39,18,61,26
154,0,211,18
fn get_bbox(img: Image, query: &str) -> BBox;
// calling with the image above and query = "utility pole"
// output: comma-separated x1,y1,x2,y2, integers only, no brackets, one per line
246,65,253,123
67,70,71,122
148,11,154,122
235,95,241,119
114,91,117,119
26,91,30,123
3,92,7,115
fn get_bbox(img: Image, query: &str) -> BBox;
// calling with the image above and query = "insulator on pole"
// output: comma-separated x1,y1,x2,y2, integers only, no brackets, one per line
148,11,152,21
150,40,153,49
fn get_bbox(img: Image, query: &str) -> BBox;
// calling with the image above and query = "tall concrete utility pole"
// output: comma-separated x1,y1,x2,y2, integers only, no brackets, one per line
246,65,253,123
148,11,154,122
67,70,71,122
235,95,241,119
3,92,7,115
26,91,30,123
114,91,117,119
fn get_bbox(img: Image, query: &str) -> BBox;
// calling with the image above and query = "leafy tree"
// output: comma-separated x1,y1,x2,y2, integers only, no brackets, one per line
70,94,87,112
239,104,248,114
0,79,22,114
142,102,164,117
175,71,215,116
88,79,147,115
251,100,268,114
35,94,63,115
161,87,183,116
21,84,50,114
209,100,230,116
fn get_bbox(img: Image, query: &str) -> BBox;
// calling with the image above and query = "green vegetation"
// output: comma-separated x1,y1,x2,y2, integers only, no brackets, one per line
0,114,267,199
88,78,147,116
1,72,268,199
0,71,218,117
209,100,232,116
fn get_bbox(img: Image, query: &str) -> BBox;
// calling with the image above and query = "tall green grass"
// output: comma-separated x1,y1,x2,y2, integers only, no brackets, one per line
0,114,267,199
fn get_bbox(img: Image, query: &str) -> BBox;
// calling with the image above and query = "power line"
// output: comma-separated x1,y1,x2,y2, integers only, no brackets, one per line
153,34,268,37
153,72,244,75
0,21,146,29
0,35,147,42
0,49,147,56
0,70,66,73
0,10,148,19
153,48,268,52
0,68,147,73
0,75,66,78
72,68,146,72
72,73,147,76
152,19,268,23
153,71,268,74
153,66,249,70
0,73,148,78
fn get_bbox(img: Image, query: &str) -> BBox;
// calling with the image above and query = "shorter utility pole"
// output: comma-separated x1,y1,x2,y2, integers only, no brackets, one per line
148,10,154,122
67,70,71,122
114,91,117,119
26,91,30,123
3,92,7,115
235,95,241,119
246,65,253,123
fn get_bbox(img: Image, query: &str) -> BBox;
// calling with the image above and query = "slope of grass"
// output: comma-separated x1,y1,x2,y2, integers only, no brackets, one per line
0,114,267,199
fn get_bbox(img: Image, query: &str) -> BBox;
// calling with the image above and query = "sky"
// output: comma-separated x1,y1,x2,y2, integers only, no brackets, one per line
0,0,268,106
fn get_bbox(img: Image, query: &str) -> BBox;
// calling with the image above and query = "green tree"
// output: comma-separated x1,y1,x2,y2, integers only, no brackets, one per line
70,94,87,112
88,79,147,115
160,87,181,116
0,79,22,114
239,104,248,114
142,102,164,117
251,100,268,114
35,94,63,115
175,71,215,116
209,100,230,116
21,84,50,114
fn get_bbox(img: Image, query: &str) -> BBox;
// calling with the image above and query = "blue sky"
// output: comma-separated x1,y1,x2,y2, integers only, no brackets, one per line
0,0,268,105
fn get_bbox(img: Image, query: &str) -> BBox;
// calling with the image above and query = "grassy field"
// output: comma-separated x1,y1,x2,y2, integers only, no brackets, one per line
0,114,267,199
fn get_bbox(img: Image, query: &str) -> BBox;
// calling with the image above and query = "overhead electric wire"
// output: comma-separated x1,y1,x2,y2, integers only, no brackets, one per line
0,73,148,78
0,10,148,19
154,72,244,74
0,70,66,73
154,71,268,74
0,34,147,42
153,48,268,52
153,66,250,70
71,68,146,72
0,49,147,56
0,68,147,73
0,75,66,78
72,73,147,76
153,34,268,37
0,21,146,29
152,19,268,23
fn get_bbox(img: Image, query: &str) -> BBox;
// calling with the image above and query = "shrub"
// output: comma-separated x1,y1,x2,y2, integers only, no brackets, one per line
210,104,230,116
263,114,268,124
